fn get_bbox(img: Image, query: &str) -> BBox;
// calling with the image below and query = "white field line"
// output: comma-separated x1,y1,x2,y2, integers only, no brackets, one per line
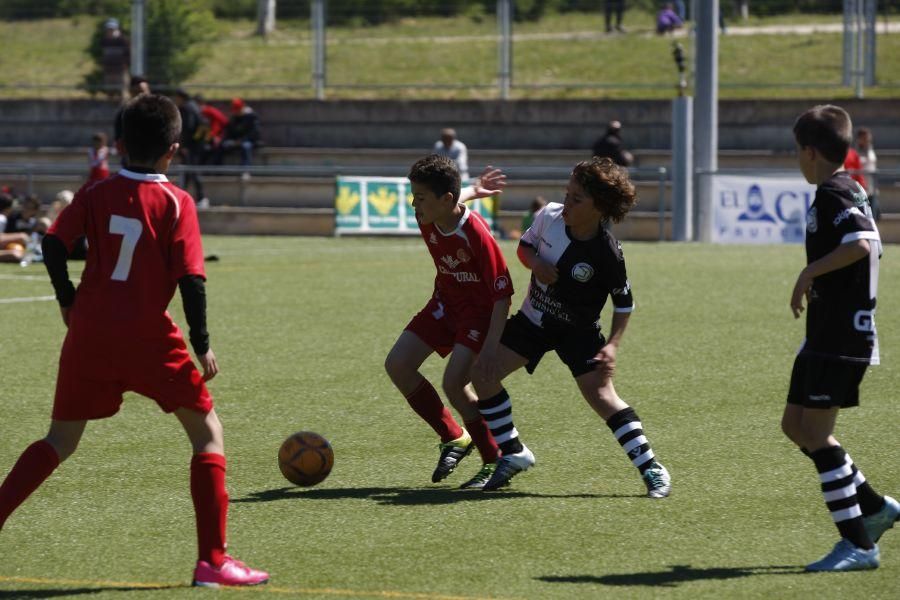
0,295,55,304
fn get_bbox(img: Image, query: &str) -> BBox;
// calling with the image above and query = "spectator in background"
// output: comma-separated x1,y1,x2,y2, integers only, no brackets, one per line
507,196,547,241
194,94,229,154
47,190,87,260
592,120,634,167
100,18,130,99
0,193,29,263
88,132,110,183
856,127,879,220
674,0,686,21
605,0,626,33
4,195,41,234
433,128,469,181
113,76,152,163
214,98,261,176
173,89,209,208
843,145,866,192
657,3,684,35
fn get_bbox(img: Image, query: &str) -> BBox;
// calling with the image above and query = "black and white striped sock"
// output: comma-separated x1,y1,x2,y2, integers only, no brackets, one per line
844,452,886,517
810,445,873,550
606,407,656,474
478,389,523,456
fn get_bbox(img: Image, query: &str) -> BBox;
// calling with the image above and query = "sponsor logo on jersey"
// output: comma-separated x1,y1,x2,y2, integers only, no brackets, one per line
612,280,632,296
806,206,818,233
438,265,481,283
429,232,438,245
457,249,470,263
467,329,481,342
494,275,510,292
853,309,875,332
571,263,594,283
833,206,864,226
441,254,461,269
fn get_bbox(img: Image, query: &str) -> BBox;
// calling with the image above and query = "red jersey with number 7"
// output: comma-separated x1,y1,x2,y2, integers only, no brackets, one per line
48,169,206,338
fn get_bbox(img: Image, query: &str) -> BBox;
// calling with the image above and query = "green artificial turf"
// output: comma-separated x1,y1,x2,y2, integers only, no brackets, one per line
0,237,897,598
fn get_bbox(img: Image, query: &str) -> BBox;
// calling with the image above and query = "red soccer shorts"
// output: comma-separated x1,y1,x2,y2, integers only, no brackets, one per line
405,296,491,358
52,318,212,421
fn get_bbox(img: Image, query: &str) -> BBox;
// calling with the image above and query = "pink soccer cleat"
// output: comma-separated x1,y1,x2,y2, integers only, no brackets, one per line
192,555,269,587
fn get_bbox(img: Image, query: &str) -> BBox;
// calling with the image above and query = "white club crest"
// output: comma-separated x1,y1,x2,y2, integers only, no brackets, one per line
806,207,818,233
571,263,594,282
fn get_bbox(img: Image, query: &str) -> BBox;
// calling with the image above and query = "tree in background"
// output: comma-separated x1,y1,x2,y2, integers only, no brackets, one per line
83,0,216,96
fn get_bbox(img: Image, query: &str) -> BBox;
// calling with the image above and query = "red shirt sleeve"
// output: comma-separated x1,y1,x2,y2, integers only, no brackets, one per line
169,191,206,281
469,214,514,302
844,148,866,188
47,185,89,253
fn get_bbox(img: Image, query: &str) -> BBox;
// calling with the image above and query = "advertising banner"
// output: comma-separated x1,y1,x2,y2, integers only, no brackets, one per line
712,175,817,244
335,176,496,235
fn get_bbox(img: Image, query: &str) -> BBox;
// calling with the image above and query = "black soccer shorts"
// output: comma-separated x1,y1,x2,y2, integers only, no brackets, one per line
500,311,606,379
786,353,868,409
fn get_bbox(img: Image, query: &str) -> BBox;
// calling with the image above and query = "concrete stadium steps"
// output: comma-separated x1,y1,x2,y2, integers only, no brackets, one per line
4,146,900,170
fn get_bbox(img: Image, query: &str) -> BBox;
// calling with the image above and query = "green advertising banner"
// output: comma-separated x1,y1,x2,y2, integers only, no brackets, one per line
335,176,495,235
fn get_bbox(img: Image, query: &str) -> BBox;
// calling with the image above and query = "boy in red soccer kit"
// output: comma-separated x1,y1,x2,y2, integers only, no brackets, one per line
0,95,268,588
385,155,512,489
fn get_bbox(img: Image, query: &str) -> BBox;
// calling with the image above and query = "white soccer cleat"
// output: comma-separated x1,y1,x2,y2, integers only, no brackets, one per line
805,539,880,572
482,444,535,491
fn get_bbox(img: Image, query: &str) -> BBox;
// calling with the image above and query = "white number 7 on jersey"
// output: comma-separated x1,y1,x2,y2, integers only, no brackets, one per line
109,215,143,281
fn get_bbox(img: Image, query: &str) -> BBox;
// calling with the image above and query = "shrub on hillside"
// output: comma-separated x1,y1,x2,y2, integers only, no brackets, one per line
83,0,216,95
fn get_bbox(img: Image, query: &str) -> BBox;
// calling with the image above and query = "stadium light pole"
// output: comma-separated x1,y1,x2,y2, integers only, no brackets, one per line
497,0,513,100
693,0,718,242
671,42,692,242
311,0,326,100
130,0,146,77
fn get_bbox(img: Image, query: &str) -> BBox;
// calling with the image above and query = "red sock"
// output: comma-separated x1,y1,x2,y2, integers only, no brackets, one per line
405,380,463,443
0,440,60,529
464,418,500,464
190,453,228,568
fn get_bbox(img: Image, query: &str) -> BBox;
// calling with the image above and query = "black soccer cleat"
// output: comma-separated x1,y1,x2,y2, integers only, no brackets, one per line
431,430,474,483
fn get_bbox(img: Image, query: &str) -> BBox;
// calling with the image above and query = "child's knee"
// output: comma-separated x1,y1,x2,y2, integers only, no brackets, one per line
44,435,78,462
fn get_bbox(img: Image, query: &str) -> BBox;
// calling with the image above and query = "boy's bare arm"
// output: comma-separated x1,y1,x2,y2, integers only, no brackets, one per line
517,243,558,285
591,311,631,381
791,239,870,318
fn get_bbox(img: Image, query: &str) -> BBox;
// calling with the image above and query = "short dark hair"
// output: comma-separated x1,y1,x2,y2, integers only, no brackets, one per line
0,193,13,212
793,104,852,164
408,154,461,202
122,94,182,164
571,157,637,224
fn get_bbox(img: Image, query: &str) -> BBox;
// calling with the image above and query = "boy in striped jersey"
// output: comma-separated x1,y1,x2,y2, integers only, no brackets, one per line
471,157,671,497
782,105,898,572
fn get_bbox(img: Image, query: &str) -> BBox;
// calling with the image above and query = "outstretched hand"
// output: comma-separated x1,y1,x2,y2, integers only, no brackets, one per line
471,166,507,199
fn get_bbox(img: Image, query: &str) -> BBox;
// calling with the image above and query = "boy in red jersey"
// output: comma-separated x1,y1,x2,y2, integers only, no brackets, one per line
385,154,513,489
0,95,268,588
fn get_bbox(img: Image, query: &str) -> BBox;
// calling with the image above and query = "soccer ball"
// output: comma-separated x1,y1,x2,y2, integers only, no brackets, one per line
278,431,334,487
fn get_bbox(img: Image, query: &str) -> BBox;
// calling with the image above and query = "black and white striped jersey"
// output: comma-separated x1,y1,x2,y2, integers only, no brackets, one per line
518,202,634,330
803,172,881,364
